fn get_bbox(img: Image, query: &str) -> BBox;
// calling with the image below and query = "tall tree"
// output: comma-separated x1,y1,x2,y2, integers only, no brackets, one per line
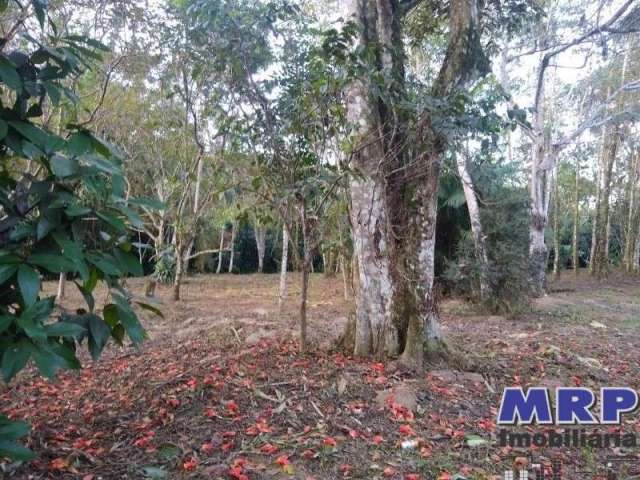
342,0,489,367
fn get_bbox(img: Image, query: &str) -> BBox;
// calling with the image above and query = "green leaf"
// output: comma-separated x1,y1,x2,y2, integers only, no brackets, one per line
129,196,166,211
36,217,55,241
135,301,164,319
465,434,488,447
0,0,9,13
27,254,75,273
87,253,122,276
0,58,22,92
88,315,110,360
8,121,48,148
113,294,145,345
32,0,46,28
142,466,168,479
51,154,79,177
114,248,143,277
0,440,35,461
30,340,80,380
0,419,30,440
65,203,92,217
0,264,18,285
0,316,12,334
43,81,61,106
119,205,144,229
96,211,126,231
1,340,32,382
44,321,86,338
79,153,121,175
67,131,92,156
0,119,8,140
17,265,40,306
17,312,46,341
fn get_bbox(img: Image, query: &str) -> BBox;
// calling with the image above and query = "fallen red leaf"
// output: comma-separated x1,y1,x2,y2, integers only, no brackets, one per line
182,457,198,471
323,436,337,447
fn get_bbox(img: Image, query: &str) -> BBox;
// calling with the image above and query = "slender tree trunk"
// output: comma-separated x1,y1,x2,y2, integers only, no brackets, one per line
56,273,66,301
623,153,639,272
299,204,312,352
591,125,619,277
456,154,490,300
634,233,640,273
552,165,561,279
589,131,605,274
528,59,554,296
340,254,350,300
228,222,237,274
255,224,266,273
216,227,225,274
572,155,580,275
173,244,184,301
291,224,301,272
278,224,289,312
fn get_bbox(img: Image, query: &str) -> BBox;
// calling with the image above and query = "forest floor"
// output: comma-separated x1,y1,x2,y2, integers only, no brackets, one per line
2,271,640,479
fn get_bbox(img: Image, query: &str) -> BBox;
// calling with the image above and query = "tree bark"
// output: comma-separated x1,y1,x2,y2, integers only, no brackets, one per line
216,227,225,274
591,126,620,277
299,203,312,352
228,222,237,274
623,153,639,272
56,273,66,301
572,154,580,275
255,224,267,273
456,154,490,300
552,164,561,279
340,254,351,300
342,0,484,367
528,53,554,296
173,244,184,301
278,224,289,312
349,174,397,357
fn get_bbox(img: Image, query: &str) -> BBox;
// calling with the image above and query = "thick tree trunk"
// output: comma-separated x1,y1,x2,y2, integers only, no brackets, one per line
255,224,266,273
456,154,490,300
400,166,446,367
342,0,482,367
350,174,398,357
278,224,289,312
216,227,225,274
228,222,237,274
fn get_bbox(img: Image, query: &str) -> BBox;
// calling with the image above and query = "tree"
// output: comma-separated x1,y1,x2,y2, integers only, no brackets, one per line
340,0,491,367
512,0,640,293
0,0,156,459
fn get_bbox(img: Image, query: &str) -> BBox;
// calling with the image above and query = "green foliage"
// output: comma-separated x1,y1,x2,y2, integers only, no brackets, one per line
0,1,155,461
443,160,532,315
153,248,176,284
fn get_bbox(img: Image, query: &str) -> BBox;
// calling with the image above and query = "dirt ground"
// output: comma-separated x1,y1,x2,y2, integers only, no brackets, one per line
1,271,640,479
